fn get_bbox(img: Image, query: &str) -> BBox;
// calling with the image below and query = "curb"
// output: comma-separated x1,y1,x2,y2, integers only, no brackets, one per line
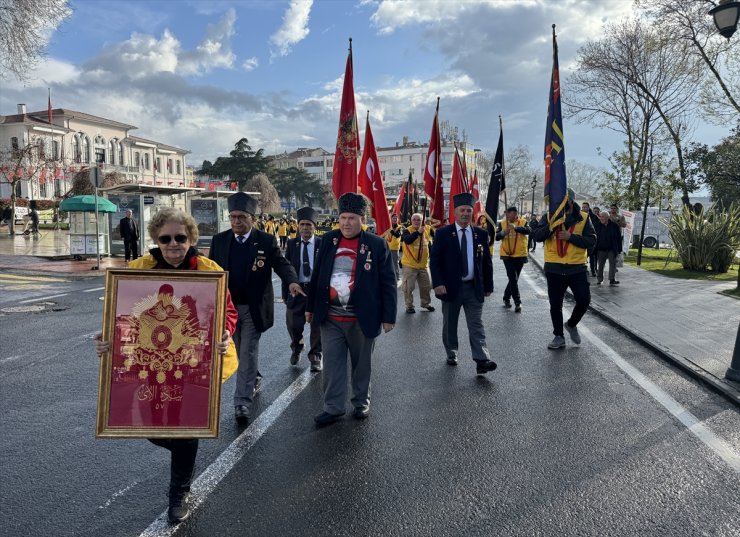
528,253,740,409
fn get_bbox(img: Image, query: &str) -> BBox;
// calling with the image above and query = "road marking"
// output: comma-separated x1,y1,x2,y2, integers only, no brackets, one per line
522,271,740,474
0,274,67,282
17,293,69,304
83,286,105,292
98,481,139,510
138,369,316,537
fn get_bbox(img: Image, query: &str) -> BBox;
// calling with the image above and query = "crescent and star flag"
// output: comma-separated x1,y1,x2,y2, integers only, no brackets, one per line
470,170,482,221
332,40,360,200
448,148,466,225
423,100,444,223
544,25,568,235
485,122,505,240
358,114,391,235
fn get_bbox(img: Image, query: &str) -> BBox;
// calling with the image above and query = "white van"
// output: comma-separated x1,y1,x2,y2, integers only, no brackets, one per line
632,208,673,248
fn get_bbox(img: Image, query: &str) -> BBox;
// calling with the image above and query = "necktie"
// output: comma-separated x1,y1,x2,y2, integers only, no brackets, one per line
236,235,245,244
460,228,469,279
302,240,311,278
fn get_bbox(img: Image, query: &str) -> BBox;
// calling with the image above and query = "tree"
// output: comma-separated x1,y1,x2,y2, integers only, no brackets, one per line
0,0,72,82
476,144,537,213
566,160,607,200
685,125,740,209
244,173,280,213
206,138,270,191
270,167,327,208
65,169,132,197
636,0,740,121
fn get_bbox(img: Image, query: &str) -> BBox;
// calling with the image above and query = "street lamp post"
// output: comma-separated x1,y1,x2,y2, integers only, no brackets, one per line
707,0,740,381
531,175,537,215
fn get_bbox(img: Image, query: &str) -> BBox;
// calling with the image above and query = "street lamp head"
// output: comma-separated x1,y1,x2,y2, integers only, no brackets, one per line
710,0,740,39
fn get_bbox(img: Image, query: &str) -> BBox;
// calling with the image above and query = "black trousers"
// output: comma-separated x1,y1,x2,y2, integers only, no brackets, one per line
502,257,525,304
149,438,199,496
588,251,597,274
123,239,139,261
528,235,536,251
545,271,590,336
286,292,322,358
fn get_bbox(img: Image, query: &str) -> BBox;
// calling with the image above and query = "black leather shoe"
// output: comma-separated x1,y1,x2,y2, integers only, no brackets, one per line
290,351,301,365
406,307,416,314
234,405,249,421
476,360,498,375
167,491,190,524
446,356,458,366
503,299,512,308
314,411,344,428
352,406,370,419
309,358,323,372
514,303,522,313
421,305,435,312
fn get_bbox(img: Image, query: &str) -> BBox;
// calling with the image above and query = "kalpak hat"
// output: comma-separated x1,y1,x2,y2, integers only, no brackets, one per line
453,192,476,208
296,206,318,224
337,193,368,216
228,192,258,215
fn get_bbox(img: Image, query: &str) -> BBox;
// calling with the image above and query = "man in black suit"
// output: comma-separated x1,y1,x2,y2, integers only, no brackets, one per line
306,193,397,427
429,192,497,375
209,192,303,423
283,206,323,371
119,209,139,262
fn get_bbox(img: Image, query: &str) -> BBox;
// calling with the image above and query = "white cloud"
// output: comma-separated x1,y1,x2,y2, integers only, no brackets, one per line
242,57,259,72
270,0,313,58
180,8,237,74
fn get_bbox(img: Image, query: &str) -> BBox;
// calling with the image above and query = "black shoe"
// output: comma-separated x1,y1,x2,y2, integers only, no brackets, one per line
503,299,512,308
446,356,458,366
476,360,498,375
406,307,416,314
167,491,190,524
421,305,435,312
234,405,249,422
514,303,522,313
591,271,597,277
309,357,323,372
609,280,620,285
352,406,370,420
253,375,263,396
314,411,344,428
290,351,301,365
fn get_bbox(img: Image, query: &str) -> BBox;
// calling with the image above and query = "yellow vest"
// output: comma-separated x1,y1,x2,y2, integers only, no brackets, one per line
289,224,298,239
277,223,288,236
500,217,529,258
265,221,275,234
543,212,589,265
128,254,238,382
384,225,402,251
400,224,432,269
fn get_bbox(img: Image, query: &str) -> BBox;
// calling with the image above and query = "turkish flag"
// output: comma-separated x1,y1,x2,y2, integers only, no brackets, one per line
448,149,465,225
470,170,482,221
331,42,360,199
422,107,444,223
358,116,391,235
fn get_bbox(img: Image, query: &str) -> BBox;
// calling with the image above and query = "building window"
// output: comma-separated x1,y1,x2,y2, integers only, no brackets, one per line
108,141,115,165
81,137,90,163
144,153,150,170
51,141,60,160
326,158,333,167
73,136,81,163
393,155,402,162
167,158,172,172
156,157,161,173
326,171,332,181
176,160,181,175
37,139,46,160
134,152,140,168
118,143,123,165
95,148,105,164
409,155,414,161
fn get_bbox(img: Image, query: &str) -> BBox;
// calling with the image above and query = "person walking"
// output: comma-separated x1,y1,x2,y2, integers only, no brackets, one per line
528,214,539,252
401,212,435,314
382,213,403,282
495,206,530,312
119,209,139,262
209,192,303,424
305,193,397,427
594,211,622,285
284,206,323,371
429,193,497,375
581,202,598,277
277,218,289,250
532,189,597,350
94,207,237,524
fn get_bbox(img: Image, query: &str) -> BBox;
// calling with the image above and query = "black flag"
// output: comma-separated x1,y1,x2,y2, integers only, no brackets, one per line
485,124,505,239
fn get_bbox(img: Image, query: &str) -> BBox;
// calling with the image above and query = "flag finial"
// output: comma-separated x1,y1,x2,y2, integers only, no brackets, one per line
348,37,352,52
435,96,440,111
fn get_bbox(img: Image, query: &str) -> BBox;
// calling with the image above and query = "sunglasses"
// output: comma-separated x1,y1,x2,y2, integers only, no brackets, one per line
157,234,188,244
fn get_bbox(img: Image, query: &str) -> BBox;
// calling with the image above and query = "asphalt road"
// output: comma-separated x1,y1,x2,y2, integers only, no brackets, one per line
1,262,739,537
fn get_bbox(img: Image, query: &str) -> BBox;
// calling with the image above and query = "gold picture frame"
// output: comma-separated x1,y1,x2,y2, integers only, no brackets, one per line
96,269,227,438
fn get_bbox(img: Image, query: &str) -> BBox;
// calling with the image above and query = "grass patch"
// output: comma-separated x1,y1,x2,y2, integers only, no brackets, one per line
39,223,69,230
720,287,740,299
626,247,739,282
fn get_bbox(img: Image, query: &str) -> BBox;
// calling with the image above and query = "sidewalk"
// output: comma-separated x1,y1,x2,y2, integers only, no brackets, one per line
528,247,740,407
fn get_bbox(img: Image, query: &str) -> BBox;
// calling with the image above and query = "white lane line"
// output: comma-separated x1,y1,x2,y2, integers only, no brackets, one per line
17,293,69,304
522,272,740,474
83,286,105,293
0,355,24,365
98,481,139,510
138,369,316,537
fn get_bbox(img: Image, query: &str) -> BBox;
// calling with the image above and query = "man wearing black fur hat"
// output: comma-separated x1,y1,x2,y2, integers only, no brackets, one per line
306,193,397,427
283,206,323,371
209,192,303,423
532,188,596,350
430,192,497,376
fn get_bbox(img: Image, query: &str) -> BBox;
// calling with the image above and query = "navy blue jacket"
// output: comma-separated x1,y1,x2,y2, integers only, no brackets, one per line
282,234,323,306
429,224,494,303
306,229,397,338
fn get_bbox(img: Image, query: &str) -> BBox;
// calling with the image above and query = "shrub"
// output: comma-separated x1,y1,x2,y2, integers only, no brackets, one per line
667,204,740,273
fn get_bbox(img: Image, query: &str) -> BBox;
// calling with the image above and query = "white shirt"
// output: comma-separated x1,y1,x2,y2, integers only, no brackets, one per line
298,234,315,283
234,230,252,244
455,223,474,281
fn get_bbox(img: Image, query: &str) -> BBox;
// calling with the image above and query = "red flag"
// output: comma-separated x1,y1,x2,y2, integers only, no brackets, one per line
470,170,482,221
392,184,406,217
448,149,465,224
423,101,444,222
332,40,360,199
47,89,52,124
358,115,391,235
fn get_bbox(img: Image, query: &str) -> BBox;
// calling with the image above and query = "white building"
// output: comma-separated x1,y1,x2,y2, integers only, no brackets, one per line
0,104,190,200
271,147,333,183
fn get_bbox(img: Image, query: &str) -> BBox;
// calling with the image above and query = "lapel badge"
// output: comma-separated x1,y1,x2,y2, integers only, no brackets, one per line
252,265,257,271
332,237,339,246
257,260,265,268
364,262,371,271
360,244,366,255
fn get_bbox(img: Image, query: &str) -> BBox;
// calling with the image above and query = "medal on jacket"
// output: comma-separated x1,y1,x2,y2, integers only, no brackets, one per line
332,237,338,246
364,250,372,271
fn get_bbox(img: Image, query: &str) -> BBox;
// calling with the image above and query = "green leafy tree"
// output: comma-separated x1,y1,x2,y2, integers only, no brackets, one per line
270,167,328,208
203,138,270,191
685,125,740,210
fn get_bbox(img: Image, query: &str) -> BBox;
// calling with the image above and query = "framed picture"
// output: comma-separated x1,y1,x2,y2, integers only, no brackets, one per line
96,269,227,438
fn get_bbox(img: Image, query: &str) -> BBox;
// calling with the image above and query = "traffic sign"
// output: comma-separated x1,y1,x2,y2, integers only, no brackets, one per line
280,202,296,208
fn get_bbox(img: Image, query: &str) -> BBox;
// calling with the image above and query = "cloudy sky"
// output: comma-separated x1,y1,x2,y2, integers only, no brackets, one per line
0,0,731,171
